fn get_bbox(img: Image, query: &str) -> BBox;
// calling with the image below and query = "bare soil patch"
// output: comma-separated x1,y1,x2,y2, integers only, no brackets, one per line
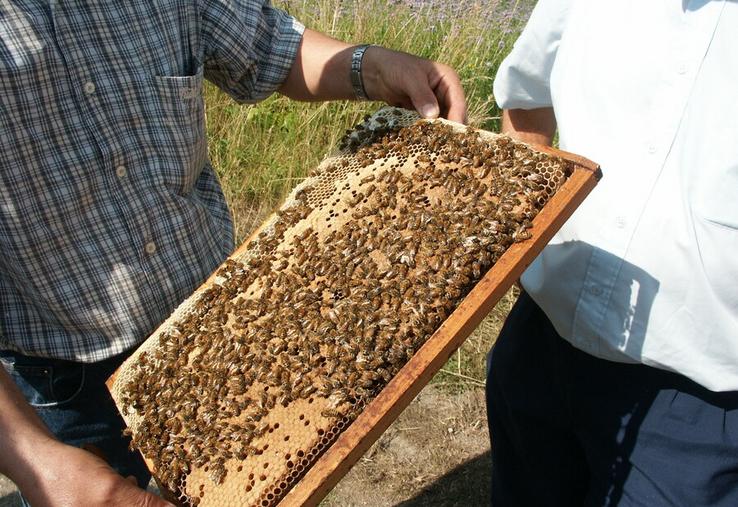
322,385,491,507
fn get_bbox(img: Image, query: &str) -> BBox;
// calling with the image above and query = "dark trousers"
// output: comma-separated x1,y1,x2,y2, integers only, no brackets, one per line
0,349,150,495
486,292,738,506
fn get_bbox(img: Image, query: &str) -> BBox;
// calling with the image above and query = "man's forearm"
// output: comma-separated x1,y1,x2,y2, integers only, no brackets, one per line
279,29,355,101
0,366,58,492
501,107,557,146
279,28,467,123
0,365,173,506
278,28,419,102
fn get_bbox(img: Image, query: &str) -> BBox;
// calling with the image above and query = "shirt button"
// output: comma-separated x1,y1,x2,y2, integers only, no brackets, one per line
615,216,627,229
589,286,603,296
677,63,687,75
647,145,657,154
83,82,96,95
145,242,157,254
115,165,127,178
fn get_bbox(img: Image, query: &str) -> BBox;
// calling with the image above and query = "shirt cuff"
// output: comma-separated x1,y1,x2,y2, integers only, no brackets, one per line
493,52,554,110
260,12,305,97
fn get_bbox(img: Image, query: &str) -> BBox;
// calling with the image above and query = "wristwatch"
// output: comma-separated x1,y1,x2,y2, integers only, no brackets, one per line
350,44,373,101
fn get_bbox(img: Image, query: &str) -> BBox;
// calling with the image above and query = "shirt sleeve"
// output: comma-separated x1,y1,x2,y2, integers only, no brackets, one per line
201,0,305,103
493,0,572,110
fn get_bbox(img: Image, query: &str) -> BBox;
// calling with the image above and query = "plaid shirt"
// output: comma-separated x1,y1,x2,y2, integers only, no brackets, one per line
0,0,304,362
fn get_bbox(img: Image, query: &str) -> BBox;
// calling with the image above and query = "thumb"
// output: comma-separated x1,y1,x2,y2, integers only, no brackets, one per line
138,489,177,507
406,70,441,119
124,477,176,507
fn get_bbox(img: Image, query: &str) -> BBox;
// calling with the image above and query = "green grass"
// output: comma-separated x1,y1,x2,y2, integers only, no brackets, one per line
205,0,531,386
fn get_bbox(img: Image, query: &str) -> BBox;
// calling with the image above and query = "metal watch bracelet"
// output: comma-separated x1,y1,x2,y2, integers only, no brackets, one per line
350,44,373,101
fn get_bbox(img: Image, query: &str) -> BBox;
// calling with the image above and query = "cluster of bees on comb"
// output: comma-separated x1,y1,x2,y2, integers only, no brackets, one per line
118,110,571,506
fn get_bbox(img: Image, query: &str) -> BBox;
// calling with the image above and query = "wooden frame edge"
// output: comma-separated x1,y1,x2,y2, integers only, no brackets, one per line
279,162,599,506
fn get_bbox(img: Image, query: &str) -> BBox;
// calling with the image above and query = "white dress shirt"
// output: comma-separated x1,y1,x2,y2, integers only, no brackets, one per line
493,0,738,391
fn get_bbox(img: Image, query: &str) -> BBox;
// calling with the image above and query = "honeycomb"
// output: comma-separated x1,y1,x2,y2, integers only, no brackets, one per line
108,107,573,506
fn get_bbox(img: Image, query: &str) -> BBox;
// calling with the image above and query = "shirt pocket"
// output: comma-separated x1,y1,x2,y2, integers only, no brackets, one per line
152,65,205,103
691,164,738,312
147,65,208,195
692,164,738,229
106,65,208,198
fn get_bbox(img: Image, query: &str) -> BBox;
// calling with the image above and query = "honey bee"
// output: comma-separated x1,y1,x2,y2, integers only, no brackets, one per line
321,409,343,419
209,464,227,485
513,230,533,242
300,385,317,398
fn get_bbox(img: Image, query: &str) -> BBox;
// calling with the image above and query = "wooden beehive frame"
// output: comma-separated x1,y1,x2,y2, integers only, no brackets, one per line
107,110,600,506
279,143,599,505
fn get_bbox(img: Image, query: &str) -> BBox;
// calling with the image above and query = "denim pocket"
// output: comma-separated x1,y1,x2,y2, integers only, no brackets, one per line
2,358,85,408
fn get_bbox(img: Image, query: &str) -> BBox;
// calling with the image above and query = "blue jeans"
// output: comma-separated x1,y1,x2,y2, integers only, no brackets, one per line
486,292,738,506
0,349,150,504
